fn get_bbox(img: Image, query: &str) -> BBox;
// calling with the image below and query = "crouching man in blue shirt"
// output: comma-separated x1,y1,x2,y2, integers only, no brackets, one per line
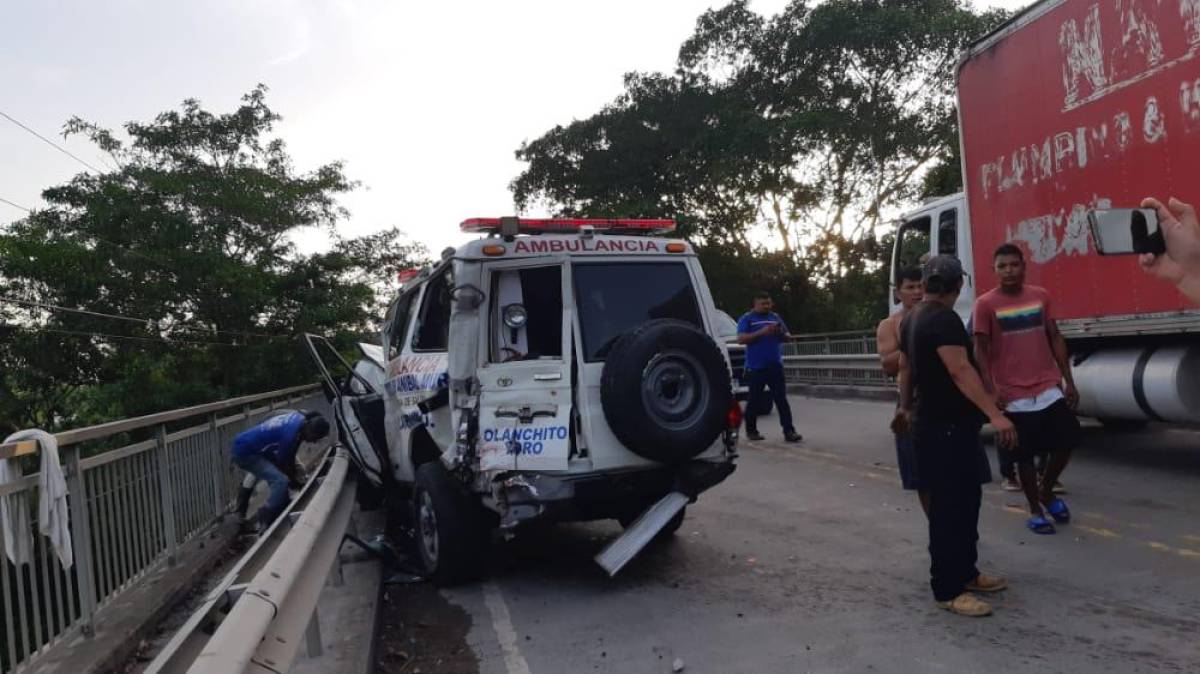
232,410,330,530
737,292,802,443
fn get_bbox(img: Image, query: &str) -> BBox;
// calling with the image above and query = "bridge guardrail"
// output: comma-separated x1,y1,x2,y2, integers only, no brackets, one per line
145,446,354,674
0,383,329,673
783,330,891,389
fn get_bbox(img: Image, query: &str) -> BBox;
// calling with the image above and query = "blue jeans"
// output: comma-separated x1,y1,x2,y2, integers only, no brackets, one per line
745,362,795,434
233,454,290,526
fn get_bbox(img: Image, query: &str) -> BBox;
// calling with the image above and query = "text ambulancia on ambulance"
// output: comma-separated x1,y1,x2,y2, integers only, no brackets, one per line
309,216,740,583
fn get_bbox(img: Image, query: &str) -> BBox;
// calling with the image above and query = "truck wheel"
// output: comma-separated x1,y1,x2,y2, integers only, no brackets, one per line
412,463,487,585
601,319,732,464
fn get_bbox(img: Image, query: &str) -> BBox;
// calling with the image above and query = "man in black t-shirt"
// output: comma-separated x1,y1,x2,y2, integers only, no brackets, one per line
897,255,1018,617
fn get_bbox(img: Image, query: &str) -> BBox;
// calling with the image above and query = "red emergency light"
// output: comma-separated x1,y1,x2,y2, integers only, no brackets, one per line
460,217,676,236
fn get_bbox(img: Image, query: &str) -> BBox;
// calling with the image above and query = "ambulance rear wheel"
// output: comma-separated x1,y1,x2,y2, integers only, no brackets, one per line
413,462,487,585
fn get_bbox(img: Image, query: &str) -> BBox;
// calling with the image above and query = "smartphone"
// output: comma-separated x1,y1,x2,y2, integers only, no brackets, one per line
1088,208,1166,255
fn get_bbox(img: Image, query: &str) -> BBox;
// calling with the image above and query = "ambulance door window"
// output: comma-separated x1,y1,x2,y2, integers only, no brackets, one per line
413,271,451,352
388,292,416,359
574,262,702,362
491,266,563,362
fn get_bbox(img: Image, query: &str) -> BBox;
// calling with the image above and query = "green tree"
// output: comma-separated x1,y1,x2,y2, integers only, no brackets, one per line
0,86,428,430
678,0,1008,244
512,72,772,247
512,0,1007,330
919,124,965,198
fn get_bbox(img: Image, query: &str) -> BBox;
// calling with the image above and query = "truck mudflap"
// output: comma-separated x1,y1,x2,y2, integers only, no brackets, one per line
594,491,690,577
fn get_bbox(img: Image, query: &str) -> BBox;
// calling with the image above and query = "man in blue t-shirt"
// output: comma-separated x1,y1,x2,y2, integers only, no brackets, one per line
232,410,330,529
737,292,801,443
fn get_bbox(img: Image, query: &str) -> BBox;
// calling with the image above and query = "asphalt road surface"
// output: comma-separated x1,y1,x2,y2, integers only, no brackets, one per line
379,396,1200,674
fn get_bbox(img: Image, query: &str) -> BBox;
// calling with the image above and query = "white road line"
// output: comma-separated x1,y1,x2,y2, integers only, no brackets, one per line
483,581,533,674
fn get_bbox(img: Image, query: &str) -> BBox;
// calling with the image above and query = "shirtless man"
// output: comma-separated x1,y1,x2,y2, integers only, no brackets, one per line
877,266,928,514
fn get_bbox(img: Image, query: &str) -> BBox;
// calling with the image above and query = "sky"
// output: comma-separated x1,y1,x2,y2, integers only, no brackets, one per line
2,0,1030,256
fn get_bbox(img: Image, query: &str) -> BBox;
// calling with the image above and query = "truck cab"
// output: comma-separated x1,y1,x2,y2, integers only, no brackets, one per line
890,189,1200,427
890,193,974,322
884,0,1200,427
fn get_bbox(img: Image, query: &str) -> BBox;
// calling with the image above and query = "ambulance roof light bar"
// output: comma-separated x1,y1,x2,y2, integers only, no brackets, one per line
460,217,676,237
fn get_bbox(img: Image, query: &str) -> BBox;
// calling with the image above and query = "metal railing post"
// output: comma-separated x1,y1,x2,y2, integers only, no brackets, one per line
329,552,345,588
304,610,323,657
210,413,226,521
66,446,98,637
155,425,179,566
330,519,350,589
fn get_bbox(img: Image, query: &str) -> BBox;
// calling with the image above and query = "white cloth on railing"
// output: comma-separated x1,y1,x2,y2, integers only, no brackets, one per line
0,441,32,567
1,430,73,569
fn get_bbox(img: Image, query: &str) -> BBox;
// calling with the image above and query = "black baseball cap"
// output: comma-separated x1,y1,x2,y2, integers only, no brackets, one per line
922,254,964,290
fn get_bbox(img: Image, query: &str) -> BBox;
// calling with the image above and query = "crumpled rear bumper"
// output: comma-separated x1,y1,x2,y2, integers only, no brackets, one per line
492,459,736,528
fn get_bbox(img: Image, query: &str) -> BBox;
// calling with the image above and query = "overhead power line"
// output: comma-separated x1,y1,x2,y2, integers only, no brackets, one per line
0,295,145,326
0,295,287,341
0,113,186,272
0,196,31,212
0,109,105,173
0,323,267,349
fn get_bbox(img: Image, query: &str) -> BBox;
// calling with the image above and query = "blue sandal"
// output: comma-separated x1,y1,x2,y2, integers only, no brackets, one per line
1027,515,1056,534
1045,498,1071,524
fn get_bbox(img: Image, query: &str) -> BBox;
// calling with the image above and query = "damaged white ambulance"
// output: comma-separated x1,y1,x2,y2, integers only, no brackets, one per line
309,217,740,583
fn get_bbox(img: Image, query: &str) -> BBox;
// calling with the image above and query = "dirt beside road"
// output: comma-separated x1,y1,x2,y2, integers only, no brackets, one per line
376,581,478,674
374,512,480,674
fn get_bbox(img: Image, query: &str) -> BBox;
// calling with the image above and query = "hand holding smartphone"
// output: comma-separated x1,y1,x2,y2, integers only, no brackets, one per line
1088,208,1167,256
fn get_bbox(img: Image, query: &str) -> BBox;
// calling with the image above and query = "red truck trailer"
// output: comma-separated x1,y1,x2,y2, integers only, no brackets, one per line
890,0,1200,424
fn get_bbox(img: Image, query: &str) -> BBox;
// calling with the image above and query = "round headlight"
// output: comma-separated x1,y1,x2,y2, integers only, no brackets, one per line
502,304,528,330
